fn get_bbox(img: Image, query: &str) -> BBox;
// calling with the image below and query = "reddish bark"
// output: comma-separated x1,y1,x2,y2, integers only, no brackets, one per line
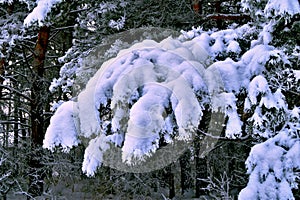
207,13,251,21
31,26,50,145
192,0,202,14
29,26,50,198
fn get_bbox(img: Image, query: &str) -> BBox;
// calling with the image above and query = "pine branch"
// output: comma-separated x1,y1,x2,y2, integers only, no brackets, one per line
197,129,250,141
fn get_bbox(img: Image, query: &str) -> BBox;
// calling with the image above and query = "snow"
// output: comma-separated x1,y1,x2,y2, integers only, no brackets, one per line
179,26,253,64
293,70,300,81
122,133,160,165
239,126,300,200
98,2,117,13
24,0,62,26
192,32,211,51
291,107,300,119
227,40,241,53
82,134,110,176
206,58,242,93
241,45,275,81
247,75,269,105
129,87,167,130
285,141,300,169
259,89,284,109
250,107,263,127
0,0,13,4
210,38,225,57
106,133,124,147
223,93,242,138
45,36,211,175
265,0,300,17
109,16,126,30
179,26,203,40
44,5,300,197
43,101,80,151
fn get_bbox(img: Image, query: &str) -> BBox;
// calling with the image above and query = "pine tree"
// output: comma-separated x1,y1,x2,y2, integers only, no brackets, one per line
238,0,300,199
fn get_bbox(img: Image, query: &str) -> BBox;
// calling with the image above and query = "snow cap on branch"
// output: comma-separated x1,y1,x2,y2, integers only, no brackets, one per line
264,0,300,17
44,35,213,175
24,0,62,26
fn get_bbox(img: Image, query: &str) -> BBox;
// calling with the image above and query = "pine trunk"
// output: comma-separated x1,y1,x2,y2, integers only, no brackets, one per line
166,164,175,199
31,26,49,145
192,0,202,14
0,57,4,98
179,150,193,195
195,108,211,197
28,26,50,198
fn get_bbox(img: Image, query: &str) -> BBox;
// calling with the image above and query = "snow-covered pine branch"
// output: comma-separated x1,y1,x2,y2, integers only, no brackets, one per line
43,1,300,197
44,36,213,176
23,0,63,26
239,108,300,199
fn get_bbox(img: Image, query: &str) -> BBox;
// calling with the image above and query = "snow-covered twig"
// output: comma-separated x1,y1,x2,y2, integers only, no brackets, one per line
197,129,250,141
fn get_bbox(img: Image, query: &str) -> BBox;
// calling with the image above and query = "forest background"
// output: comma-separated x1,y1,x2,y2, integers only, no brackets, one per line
0,0,299,199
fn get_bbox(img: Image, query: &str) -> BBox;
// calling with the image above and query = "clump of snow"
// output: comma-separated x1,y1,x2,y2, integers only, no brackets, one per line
179,26,203,40
291,107,300,119
43,101,80,152
24,0,63,26
227,40,241,54
223,93,243,138
205,58,242,93
179,26,250,61
239,129,300,200
245,74,287,139
109,16,126,30
264,0,300,17
241,45,275,81
247,75,269,105
82,134,110,176
259,89,286,109
210,38,225,57
293,70,300,81
44,36,213,175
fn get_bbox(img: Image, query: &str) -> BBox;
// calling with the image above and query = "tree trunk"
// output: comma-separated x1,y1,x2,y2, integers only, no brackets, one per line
192,0,202,14
195,108,211,197
179,149,193,195
0,0,14,99
28,25,50,198
0,57,4,99
166,164,175,199
215,1,222,28
30,26,49,146
13,95,19,147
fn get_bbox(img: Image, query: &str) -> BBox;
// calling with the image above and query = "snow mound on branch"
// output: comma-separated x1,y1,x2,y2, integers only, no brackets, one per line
205,58,242,93
24,0,62,26
43,101,80,151
239,129,300,200
264,0,300,17
241,45,275,81
179,25,250,60
293,70,300,81
78,37,209,166
44,36,213,174
82,134,110,176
